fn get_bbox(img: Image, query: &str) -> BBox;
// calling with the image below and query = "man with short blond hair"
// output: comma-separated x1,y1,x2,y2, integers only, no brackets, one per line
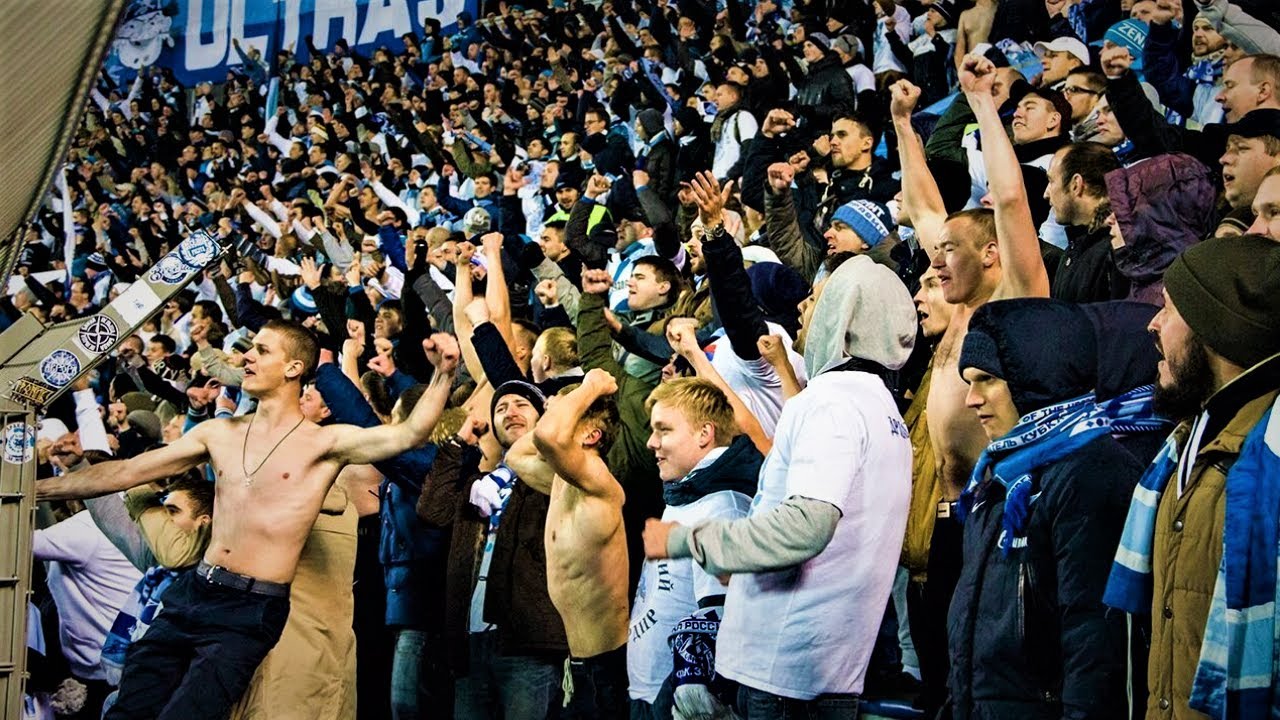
629,377,760,719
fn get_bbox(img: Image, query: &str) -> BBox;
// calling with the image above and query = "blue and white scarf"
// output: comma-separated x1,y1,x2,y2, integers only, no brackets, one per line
484,464,517,532
640,130,668,158
1186,56,1224,86
957,394,1112,553
1106,398,1280,719
1102,384,1172,437
100,566,181,684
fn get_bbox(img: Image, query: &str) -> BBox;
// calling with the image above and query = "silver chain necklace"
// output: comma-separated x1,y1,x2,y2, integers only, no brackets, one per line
239,414,306,488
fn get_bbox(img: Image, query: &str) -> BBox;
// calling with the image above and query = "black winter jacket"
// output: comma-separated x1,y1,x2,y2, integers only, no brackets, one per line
1051,223,1129,304
793,55,857,127
947,434,1142,720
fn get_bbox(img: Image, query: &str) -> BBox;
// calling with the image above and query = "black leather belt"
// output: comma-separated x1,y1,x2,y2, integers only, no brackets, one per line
936,500,959,519
195,560,290,597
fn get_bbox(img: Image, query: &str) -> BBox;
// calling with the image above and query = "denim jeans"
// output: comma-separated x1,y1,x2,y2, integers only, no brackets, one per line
392,628,453,719
561,644,628,719
453,631,561,719
629,699,658,720
104,570,290,720
736,684,860,720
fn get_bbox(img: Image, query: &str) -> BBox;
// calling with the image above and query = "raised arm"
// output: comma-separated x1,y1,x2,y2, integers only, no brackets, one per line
670,321,772,455
37,423,212,501
757,335,804,401
959,54,1049,299
326,333,459,465
577,269,627,377
531,368,622,498
372,179,421,226
691,171,770,360
890,79,947,261
761,166,823,283
479,232,513,347
504,430,557,495
239,195,284,239
451,241,487,385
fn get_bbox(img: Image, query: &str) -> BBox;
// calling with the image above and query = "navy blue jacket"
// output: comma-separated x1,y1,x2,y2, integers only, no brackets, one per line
314,363,443,628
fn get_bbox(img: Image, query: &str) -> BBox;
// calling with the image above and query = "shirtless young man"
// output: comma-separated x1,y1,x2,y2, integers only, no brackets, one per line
953,0,995,71
888,66,1049,718
37,320,460,719
891,67,1049,505
506,368,630,719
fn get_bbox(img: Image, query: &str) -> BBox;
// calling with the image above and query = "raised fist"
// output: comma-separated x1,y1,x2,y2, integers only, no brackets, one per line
889,79,922,121
534,279,559,306
757,334,788,366
1100,45,1134,78
422,332,460,373
766,162,795,192
958,53,996,96
583,368,618,396
762,108,796,138
581,268,612,296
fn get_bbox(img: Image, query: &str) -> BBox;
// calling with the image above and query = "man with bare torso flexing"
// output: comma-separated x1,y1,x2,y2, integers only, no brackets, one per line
889,64,1050,714
38,320,460,720
506,368,630,718
891,66,1050,506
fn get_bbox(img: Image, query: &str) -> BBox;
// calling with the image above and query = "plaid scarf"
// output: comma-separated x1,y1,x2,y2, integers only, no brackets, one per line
958,394,1111,553
1106,399,1280,719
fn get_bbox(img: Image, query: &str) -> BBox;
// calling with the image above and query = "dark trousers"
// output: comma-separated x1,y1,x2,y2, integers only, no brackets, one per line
104,569,290,720
452,631,561,719
562,644,629,719
735,685,860,719
907,514,963,719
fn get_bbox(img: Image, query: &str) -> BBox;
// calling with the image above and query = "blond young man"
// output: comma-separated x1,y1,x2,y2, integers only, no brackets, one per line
629,378,761,720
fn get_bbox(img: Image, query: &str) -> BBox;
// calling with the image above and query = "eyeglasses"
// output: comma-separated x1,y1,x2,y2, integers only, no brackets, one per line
1062,86,1101,97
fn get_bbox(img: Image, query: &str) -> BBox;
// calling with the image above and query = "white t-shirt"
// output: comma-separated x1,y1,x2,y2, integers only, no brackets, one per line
628,481,752,702
714,371,912,699
34,511,143,680
846,64,876,94
706,322,808,438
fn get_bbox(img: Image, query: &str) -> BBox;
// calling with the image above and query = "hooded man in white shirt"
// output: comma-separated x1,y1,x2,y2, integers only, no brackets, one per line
644,254,918,718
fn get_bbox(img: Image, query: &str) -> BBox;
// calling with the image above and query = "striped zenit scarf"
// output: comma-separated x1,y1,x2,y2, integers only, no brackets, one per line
1101,384,1172,436
957,394,1112,553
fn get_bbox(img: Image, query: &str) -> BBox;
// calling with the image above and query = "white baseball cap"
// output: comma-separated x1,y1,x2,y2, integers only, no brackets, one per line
1034,37,1090,67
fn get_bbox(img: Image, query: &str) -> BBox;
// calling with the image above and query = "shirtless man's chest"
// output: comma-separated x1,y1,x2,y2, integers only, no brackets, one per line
927,309,989,500
203,418,343,584
545,478,630,657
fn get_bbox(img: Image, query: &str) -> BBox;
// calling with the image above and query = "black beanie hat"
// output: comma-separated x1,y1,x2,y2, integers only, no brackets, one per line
637,108,665,139
674,107,703,135
491,380,546,424
960,299,1099,414
1163,234,1280,369
807,32,832,55
931,0,958,26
